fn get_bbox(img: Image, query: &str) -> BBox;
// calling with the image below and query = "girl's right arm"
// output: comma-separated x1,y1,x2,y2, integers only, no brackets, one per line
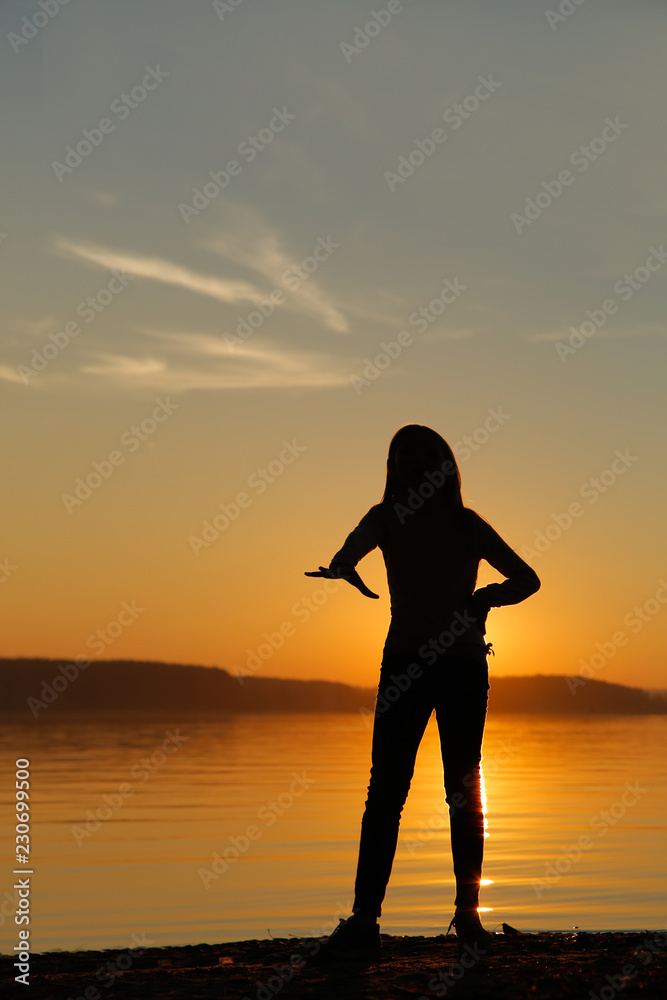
329,505,385,571
304,506,384,599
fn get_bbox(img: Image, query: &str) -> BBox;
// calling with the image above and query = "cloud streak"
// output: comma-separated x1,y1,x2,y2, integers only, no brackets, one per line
54,208,350,334
79,330,351,391
0,365,25,384
203,204,349,333
55,238,265,307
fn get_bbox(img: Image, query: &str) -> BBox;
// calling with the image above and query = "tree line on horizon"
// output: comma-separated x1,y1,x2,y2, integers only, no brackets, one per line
1,658,666,718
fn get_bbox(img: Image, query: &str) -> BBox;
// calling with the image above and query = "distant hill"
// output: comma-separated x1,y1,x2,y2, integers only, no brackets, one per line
0,658,371,718
0,658,665,718
486,673,667,715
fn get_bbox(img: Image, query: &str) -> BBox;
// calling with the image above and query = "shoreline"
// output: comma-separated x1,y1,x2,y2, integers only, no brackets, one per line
2,929,665,999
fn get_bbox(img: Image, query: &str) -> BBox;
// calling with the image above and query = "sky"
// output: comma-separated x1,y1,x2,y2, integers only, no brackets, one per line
1,0,666,691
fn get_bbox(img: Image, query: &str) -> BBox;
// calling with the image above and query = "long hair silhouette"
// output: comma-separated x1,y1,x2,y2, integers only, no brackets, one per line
380,423,464,507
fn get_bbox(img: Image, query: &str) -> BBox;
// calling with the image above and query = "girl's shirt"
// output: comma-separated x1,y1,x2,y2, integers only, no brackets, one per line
330,501,540,666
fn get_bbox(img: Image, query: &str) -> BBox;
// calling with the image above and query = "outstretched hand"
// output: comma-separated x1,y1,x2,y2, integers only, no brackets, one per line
304,564,379,599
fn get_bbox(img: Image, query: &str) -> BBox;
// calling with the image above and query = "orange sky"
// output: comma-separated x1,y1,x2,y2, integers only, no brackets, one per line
2,1,666,691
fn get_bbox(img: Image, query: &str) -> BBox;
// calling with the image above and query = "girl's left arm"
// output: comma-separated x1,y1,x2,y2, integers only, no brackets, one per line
471,513,541,609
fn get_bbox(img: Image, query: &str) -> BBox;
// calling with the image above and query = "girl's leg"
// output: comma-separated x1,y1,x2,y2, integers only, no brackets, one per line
353,656,434,918
433,658,490,912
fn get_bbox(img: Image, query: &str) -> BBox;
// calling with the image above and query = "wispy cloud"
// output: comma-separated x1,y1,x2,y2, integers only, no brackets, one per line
79,332,350,391
523,326,656,343
54,239,268,307
54,212,351,334
13,316,59,338
85,190,120,206
421,326,478,343
521,330,566,343
80,355,168,377
0,365,25,384
201,202,349,333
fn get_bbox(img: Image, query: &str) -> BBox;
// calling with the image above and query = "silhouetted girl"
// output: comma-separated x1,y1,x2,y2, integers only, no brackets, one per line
306,423,540,958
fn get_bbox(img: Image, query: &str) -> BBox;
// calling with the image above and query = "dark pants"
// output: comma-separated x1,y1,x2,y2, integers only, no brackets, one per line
352,651,490,918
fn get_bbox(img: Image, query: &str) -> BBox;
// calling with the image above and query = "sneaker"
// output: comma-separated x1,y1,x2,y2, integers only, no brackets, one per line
314,914,382,962
446,909,495,956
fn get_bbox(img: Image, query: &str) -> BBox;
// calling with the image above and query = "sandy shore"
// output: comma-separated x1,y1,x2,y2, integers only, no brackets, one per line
2,929,666,999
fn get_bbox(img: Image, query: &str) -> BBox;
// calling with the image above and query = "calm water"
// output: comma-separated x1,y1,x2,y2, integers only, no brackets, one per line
1,711,666,954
